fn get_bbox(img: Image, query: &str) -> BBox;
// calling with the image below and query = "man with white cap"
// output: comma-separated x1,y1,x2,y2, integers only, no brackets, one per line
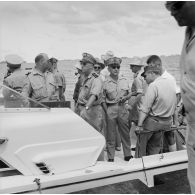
2,54,27,108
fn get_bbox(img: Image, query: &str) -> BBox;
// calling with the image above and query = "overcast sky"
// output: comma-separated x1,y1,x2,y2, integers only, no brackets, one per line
0,1,185,62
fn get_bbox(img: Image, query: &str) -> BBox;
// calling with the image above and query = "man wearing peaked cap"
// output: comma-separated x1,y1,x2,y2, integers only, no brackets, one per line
2,54,27,108
102,56,132,162
80,52,96,65
76,52,104,161
105,56,122,67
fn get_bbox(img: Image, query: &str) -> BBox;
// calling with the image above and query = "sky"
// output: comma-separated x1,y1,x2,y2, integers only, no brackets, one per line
0,1,185,62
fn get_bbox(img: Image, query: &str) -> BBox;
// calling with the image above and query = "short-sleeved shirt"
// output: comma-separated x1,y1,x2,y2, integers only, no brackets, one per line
180,27,195,124
53,69,66,92
3,68,28,107
140,76,176,118
162,70,177,92
103,75,129,104
131,70,147,94
77,71,103,105
3,68,27,96
22,68,57,102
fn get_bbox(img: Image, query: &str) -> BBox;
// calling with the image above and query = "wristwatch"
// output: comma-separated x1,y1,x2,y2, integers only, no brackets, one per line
85,106,89,110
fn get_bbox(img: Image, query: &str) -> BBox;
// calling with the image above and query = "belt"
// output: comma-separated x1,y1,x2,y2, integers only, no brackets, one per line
77,103,100,107
107,102,125,106
148,115,172,121
77,103,85,106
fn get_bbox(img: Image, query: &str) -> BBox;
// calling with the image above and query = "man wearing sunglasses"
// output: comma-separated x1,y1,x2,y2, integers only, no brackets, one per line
166,1,195,193
102,57,132,162
76,53,104,161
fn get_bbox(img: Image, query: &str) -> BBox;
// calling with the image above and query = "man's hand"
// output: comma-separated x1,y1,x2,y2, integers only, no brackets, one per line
119,96,127,103
125,104,133,111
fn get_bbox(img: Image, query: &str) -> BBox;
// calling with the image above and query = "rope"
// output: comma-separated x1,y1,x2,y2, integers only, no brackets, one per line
136,130,149,186
33,178,42,194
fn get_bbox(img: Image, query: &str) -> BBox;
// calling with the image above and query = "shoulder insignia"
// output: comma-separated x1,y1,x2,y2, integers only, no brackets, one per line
92,72,98,78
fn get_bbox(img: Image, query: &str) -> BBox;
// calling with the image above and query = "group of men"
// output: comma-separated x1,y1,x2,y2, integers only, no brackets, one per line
2,1,195,192
2,53,66,108
73,51,180,162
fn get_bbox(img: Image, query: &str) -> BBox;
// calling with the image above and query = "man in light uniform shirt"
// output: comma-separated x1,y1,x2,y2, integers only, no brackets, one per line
22,53,58,107
102,57,132,162
146,55,177,152
166,1,195,192
135,66,176,157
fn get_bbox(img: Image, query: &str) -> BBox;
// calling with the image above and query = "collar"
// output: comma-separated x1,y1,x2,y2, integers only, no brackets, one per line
185,27,195,52
32,68,44,77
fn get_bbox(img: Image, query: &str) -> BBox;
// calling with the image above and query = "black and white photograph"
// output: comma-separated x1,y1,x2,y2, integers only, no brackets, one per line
0,1,194,194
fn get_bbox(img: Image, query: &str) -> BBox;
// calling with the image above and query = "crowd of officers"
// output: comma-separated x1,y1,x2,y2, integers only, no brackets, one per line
2,51,185,162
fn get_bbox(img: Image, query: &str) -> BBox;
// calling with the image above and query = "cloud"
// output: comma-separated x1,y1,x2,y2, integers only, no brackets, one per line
0,1,184,62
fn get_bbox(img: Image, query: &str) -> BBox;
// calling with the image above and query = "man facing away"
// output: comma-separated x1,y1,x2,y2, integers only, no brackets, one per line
22,53,59,107
135,66,176,157
2,54,27,108
165,1,195,192
146,55,177,152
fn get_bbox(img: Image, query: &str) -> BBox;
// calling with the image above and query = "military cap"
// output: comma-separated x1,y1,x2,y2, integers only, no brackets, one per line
95,58,105,69
5,54,23,67
80,53,96,65
141,66,161,77
105,57,122,67
129,58,144,67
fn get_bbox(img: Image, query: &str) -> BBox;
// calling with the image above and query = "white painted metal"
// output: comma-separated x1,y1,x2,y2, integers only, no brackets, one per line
0,108,105,175
0,150,188,193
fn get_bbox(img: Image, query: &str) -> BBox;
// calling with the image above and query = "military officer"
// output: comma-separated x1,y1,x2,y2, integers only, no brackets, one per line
76,53,104,161
22,53,59,107
128,59,147,126
2,54,27,108
102,57,132,162
165,1,195,192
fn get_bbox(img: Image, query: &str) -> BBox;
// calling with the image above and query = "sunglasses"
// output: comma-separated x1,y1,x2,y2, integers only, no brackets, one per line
111,66,120,70
94,66,101,70
165,1,185,12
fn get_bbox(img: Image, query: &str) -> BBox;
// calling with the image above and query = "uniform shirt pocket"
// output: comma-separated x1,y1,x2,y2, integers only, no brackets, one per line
107,88,117,101
31,79,47,99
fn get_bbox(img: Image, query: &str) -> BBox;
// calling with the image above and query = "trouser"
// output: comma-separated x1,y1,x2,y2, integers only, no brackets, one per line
77,104,104,161
135,116,172,158
106,104,131,160
115,127,121,148
186,123,195,193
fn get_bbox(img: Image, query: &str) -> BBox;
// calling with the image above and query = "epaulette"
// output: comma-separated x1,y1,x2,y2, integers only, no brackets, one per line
92,72,98,78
